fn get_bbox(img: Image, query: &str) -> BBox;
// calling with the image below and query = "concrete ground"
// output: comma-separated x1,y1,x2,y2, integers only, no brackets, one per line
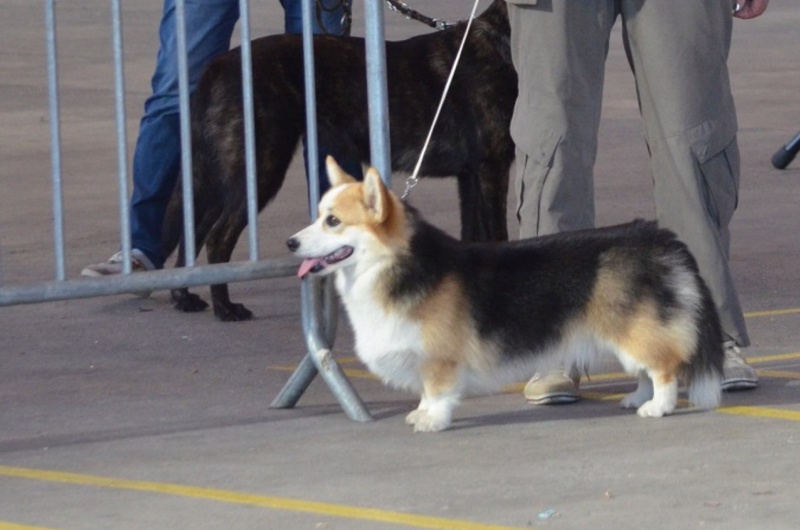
1,1,799,529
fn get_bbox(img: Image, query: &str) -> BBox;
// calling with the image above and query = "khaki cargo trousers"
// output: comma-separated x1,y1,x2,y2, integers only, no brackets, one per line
507,0,748,345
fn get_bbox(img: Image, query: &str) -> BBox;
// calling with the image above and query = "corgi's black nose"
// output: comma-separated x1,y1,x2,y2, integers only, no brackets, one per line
286,237,300,252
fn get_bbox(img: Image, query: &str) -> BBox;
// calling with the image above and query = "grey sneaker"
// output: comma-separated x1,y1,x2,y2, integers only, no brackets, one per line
81,249,155,298
524,370,581,405
721,341,758,391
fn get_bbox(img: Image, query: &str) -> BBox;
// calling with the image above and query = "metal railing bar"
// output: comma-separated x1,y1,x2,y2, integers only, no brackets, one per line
175,0,196,267
238,0,260,261
0,257,298,307
44,0,67,281
271,277,372,422
271,0,393,421
364,0,391,184
110,0,133,275
302,0,321,217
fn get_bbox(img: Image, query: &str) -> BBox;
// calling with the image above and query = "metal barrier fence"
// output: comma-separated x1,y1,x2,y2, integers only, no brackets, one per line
0,0,395,422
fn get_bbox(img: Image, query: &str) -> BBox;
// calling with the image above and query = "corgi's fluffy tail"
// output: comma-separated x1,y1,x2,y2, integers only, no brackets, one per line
687,369,723,410
684,294,725,410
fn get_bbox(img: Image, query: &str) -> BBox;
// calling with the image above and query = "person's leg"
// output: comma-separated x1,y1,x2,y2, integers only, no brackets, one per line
281,0,363,201
130,0,240,269
281,0,352,36
621,0,755,389
508,0,616,403
508,0,615,239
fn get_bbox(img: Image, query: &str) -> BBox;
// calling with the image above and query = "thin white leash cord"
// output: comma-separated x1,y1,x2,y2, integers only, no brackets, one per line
400,0,482,200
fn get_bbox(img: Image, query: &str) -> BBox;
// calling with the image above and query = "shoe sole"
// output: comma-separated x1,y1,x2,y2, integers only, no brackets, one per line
721,380,758,392
526,394,581,405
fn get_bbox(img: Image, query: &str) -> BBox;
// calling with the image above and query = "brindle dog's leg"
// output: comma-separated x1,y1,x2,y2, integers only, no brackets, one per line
456,158,510,242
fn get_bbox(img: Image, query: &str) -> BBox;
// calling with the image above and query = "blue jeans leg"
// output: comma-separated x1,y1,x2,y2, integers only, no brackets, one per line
130,0,239,269
280,0,353,35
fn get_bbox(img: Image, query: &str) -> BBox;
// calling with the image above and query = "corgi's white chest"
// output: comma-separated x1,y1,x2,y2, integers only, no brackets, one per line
336,272,423,392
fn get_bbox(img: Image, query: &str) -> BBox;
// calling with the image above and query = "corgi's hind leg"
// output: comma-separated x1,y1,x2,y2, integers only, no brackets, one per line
620,372,654,410
634,372,678,418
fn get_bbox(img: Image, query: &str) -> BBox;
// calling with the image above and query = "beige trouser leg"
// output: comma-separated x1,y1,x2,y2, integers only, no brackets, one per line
507,0,748,345
621,0,748,345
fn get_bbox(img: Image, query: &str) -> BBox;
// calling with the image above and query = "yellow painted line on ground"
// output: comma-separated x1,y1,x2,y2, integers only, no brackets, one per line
0,521,58,530
746,351,800,364
756,369,800,379
580,394,800,422
269,364,377,380
0,466,529,530
718,406,800,422
745,307,800,318
580,391,627,402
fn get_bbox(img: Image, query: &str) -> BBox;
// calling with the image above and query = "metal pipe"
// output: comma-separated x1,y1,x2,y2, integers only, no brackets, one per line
238,0,260,260
0,257,299,307
44,0,66,281
175,0,196,266
364,0,391,184
109,0,133,274
272,0,395,422
301,0,321,214
272,278,372,421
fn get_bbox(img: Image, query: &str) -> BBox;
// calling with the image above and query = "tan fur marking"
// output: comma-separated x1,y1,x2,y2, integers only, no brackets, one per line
328,184,371,227
420,359,460,399
413,275,498,373
586,263,690,376
326,174,409,249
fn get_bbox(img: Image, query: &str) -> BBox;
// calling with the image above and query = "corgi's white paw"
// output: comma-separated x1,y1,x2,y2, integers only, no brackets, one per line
405,409,427,425
636,399,672,418
405,409,449,432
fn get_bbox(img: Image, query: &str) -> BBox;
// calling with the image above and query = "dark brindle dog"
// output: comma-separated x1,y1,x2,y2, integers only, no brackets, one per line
163,0,516,321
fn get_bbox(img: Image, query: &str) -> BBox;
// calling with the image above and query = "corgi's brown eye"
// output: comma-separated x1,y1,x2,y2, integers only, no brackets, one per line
325,215,341,227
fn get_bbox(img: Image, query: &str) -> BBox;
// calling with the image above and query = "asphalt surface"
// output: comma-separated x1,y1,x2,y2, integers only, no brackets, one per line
1,1,799,529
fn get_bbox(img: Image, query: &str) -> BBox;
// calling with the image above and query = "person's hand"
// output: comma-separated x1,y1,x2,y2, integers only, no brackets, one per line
734,0,769,19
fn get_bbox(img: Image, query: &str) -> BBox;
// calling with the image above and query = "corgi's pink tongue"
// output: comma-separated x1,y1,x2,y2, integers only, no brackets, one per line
297,258,323,278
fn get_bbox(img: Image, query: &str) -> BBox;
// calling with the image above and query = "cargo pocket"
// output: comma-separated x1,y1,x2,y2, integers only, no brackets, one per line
690,130,740,230
514,130,562,230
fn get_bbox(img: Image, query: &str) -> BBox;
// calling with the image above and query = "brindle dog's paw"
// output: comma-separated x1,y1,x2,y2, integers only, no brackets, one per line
213,302,254,322
171,289,209,313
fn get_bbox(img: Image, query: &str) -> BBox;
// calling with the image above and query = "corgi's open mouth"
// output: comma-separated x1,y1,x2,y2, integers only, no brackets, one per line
297,246,354,278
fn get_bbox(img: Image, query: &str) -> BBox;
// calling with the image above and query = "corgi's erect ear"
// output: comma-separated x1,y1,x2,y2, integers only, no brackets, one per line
325,156,357,188
363,167,390,222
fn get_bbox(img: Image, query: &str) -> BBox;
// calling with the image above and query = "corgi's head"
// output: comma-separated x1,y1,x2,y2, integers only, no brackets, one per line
287,157,409,278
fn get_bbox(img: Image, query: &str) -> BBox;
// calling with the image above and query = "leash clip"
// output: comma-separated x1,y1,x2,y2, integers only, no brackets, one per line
401,175,419,201
434,19,456,31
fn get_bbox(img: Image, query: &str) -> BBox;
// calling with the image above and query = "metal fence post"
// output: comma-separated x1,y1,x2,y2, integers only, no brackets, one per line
44,0,66,282
270,0,374,422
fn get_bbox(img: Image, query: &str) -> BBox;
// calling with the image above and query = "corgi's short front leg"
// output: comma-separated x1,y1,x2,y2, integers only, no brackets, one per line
406,395,457,433
405,361,462,433
405,396,430,426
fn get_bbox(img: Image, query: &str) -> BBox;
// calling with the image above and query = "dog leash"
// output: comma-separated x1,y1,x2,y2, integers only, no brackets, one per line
384,0,460,31
400,0,481,200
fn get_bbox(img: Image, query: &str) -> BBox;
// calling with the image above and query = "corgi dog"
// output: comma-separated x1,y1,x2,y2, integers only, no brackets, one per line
286,158,724,433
